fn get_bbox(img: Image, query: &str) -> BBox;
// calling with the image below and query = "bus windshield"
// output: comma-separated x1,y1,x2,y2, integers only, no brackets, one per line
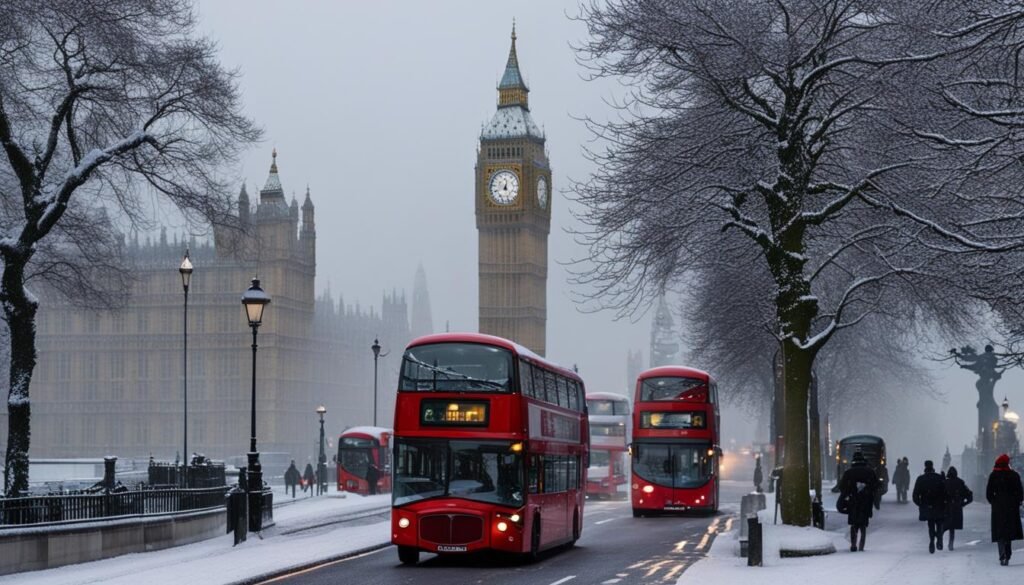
400,343,513,392
640,377,706,401
393,439,524,507
632,443,712,488
587,399,630,415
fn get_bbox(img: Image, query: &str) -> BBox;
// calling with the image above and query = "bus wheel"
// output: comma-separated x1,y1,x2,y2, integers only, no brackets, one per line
398,546,419,565
632,508,643,518
570,509,580,546
529,515,542,561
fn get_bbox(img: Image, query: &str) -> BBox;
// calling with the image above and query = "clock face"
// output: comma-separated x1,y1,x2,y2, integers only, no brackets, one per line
537,176,549,209
488,170,520,205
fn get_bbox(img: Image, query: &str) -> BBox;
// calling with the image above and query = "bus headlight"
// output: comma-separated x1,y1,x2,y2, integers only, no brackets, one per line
398,517,410,529
642,485,654,494
497,521,509,532
509,514,520,523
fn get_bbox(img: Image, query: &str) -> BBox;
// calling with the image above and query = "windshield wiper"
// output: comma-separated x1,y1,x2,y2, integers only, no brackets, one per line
403,355,506,391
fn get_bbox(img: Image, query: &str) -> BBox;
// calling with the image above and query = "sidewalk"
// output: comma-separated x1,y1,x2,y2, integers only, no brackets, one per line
679,490,1009,585
0,489,392,585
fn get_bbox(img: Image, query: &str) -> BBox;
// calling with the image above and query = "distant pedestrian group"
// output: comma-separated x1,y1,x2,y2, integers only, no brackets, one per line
892,457,910,503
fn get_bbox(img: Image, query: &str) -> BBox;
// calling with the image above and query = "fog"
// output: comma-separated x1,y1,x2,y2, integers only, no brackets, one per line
190,1,1021,468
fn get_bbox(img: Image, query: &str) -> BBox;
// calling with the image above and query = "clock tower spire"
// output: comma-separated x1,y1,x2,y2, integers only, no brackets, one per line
476,24,551,356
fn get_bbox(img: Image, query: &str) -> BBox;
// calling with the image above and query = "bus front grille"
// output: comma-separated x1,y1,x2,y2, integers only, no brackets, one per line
419,514,483,545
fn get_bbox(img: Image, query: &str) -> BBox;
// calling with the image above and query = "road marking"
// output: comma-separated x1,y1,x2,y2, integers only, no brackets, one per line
549,577,576,585
257,547,387,583
595,518,616,525
697,533,711,550
628,559,653,569
724,517,734,532
664,563,685,580
672,540,688,553
601,580,622,584
644,560,670,577
966,540,981,546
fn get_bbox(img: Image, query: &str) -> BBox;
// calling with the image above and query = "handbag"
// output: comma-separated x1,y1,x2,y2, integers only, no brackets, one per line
836,492,850,514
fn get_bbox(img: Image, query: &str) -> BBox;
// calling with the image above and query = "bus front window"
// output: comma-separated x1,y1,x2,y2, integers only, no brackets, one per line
394,439,524,507
399,343,513,392
632,443,711,489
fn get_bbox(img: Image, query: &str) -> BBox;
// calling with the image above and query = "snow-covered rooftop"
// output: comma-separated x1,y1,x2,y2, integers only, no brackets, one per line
481,106,543,140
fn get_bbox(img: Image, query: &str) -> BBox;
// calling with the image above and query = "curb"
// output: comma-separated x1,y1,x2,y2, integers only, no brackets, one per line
278,506,391,535
230,541,393,585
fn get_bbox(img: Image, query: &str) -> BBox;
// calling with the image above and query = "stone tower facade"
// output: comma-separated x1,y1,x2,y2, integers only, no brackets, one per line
410,264,434,339
476,25,551,356
650,294,680,367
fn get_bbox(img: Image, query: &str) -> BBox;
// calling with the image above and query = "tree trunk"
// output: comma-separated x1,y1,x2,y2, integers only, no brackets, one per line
3,255,38,497
780,340,813,526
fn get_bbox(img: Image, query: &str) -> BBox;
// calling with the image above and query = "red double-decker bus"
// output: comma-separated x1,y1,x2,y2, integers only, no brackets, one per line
337,426,392,495
586,392,631,499
631,366,720,516
391,333,588,565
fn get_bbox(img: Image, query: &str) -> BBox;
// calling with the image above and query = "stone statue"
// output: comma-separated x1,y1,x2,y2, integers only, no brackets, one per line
951,344,1006,442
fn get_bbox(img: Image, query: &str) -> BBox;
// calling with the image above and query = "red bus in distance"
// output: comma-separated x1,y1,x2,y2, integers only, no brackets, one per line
337,426,392,495
586,392,631,499
631,366,720,516
390,332,589,565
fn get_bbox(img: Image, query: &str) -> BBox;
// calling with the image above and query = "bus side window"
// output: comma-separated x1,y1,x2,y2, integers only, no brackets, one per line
556,376,569,408
544,371,558,407
529,455,541,493
710,382,718,404
520,360,534,398
568,381,579,412
533,367,547,402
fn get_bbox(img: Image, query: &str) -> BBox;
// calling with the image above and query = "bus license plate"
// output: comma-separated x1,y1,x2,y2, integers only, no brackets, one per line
437,545,467,552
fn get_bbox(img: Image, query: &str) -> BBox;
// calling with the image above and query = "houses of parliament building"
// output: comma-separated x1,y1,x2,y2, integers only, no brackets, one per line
0,152,432,464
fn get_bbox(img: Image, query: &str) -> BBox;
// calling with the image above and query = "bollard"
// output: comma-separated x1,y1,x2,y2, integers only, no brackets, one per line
747,516,763,567
812,499,825,530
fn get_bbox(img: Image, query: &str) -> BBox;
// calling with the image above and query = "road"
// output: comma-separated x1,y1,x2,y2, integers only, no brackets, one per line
263,481,748,585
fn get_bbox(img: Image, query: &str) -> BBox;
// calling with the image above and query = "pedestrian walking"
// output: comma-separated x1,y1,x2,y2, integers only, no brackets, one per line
284,460,300,499
366,462,379,495
837,451,879,552
986,453,1023,566
303,462,316,497
753,455,764,493
893,457,910,503
912,459,947,553
942,466,972,551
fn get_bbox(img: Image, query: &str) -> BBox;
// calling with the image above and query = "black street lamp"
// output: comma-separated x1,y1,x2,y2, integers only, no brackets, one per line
241,278,270,531
371,338,384,427
316,405,327,495
179,250,193,488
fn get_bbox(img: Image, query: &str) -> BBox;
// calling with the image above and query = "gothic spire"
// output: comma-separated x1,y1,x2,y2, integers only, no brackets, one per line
262,148,283,197
498,22,529,109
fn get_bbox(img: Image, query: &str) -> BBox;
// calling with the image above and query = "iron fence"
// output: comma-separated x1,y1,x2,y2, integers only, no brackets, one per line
0,485,229,526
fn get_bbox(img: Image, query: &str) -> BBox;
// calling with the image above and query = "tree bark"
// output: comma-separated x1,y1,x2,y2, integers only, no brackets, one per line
2,253,38,497
780,341,813,525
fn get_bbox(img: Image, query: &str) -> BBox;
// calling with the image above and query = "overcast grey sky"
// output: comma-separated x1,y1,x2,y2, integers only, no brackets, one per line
193,0,652,395
189,0,1024,458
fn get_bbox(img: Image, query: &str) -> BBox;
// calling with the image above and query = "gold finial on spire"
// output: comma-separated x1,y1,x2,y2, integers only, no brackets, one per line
270,148,278,173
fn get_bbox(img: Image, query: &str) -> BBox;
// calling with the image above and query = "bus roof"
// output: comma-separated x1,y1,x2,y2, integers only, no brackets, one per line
586,392,630,402
637,365,712,381
839,434,885,444
340,426,392,439
405,332,582,381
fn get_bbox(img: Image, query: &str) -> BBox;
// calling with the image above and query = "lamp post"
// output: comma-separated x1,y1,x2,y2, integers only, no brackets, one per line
371,338,385,427
241,278,270,531
179,250,193,488
316,405,327,495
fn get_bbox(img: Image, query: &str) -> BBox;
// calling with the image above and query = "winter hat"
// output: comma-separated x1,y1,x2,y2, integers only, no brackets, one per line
995,454,1010,469
947,466,958,479
924,460,934,471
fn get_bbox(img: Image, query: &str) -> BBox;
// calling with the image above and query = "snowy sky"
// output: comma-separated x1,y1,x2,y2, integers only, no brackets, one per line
186,0,1023,463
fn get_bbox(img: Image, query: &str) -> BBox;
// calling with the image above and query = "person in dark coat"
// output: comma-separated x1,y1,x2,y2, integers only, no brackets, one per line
942,466,972,551
838,451,879,552
913,460,947,553
303,462,316,497
986,453,1024,565
284,460,301,498
753,455,764,493
366,462,379,495
893,457,910,503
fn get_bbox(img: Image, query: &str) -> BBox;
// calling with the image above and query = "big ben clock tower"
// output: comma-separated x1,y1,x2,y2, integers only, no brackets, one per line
476,24,551,356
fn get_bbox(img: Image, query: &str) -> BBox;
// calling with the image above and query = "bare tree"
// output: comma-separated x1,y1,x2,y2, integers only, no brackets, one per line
0,0,260,496
572,1,1024,524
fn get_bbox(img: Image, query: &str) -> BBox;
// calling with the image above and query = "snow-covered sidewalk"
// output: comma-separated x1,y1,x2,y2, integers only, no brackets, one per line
0,490,392,585
680,491,1008,585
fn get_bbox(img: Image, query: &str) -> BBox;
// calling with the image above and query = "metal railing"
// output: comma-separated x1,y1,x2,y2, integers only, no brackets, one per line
0,485,229,526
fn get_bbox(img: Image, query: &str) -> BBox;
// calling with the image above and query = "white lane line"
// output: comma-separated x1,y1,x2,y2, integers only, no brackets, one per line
595,518,616,525
549,576,576,585
672,540,688,553
601,580,622,584
664,563,685,581
966,540,981,546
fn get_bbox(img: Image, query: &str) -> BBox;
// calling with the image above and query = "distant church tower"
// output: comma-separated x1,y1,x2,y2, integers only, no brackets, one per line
476,24,551,355
650,295,680,367
411,263,434,339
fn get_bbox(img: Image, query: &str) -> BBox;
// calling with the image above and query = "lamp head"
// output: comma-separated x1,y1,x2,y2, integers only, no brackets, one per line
179,250,193,290
372,338,381,358
241,278,271,326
